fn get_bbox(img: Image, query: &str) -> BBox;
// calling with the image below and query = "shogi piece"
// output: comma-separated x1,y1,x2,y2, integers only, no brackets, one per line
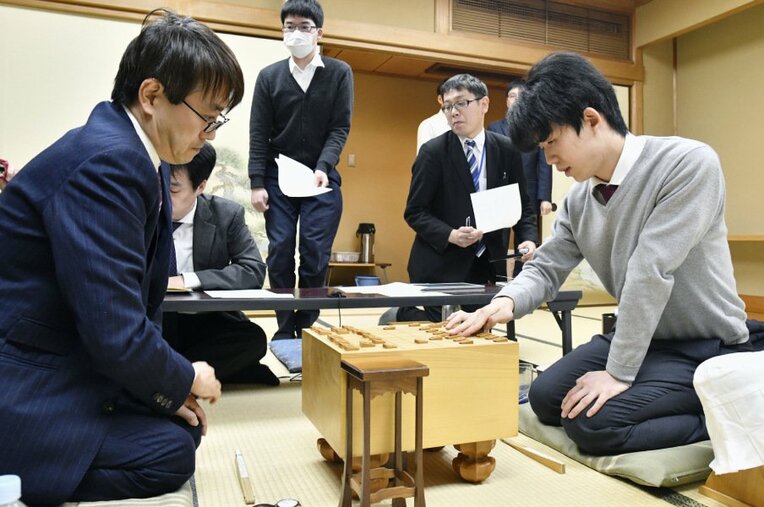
302,325,518,483
338,357,428,507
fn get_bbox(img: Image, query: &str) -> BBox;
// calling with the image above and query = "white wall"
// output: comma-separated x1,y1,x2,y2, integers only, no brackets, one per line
0,4,289,253
0,5,288,167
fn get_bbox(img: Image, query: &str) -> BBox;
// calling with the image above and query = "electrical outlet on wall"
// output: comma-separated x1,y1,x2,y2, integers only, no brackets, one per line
347,153,356,167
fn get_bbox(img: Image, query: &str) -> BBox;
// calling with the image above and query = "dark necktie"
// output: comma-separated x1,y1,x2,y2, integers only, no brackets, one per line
596,184,618,204
168,222,182,276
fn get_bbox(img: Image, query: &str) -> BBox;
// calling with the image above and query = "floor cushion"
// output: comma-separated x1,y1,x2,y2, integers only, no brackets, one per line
516,403,713,487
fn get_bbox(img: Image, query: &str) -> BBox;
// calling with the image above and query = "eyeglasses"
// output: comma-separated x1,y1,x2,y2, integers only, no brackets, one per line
441,97,484,114
254,500,301,507
282,24,317,33
182,100,229,133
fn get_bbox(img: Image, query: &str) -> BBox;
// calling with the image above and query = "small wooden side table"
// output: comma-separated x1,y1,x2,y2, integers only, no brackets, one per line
338,357,429,507
325,262,392,286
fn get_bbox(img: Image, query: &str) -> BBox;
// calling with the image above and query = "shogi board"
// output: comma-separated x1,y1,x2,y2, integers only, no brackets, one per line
301,323,518,458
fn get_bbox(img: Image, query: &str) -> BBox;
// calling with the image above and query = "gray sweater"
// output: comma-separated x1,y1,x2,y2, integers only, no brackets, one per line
248,56,353,188
500,136,749,382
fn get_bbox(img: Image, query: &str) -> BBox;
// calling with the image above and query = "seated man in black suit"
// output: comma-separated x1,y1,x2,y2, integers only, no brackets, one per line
164,143,279,385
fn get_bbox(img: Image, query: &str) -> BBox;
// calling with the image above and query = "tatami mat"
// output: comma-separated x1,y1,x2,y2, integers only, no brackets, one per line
195,381,712,506
191,306,722,506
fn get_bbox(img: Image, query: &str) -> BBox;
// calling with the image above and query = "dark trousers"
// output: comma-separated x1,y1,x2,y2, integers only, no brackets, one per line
163,312,278,385
264,178,342,338
529,332,752,455
71,395,201,502
397,253,494,323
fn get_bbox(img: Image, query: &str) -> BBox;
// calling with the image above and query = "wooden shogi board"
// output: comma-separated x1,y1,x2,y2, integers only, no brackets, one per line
301,323,519,458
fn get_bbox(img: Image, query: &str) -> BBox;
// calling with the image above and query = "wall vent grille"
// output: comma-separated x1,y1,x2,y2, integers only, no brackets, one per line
452,0,630,60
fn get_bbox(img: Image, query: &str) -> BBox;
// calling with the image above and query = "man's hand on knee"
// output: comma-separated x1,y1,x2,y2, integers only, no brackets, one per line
175,394,209,436
561,370,629,419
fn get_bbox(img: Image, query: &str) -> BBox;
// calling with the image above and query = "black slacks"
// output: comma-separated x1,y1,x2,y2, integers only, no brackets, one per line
529,331,751,455
163,312,278,385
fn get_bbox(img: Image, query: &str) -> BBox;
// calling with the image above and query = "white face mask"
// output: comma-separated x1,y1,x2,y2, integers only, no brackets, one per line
283,31,316,59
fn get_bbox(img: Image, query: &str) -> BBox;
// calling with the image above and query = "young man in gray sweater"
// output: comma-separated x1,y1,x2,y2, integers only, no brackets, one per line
447,51,751,455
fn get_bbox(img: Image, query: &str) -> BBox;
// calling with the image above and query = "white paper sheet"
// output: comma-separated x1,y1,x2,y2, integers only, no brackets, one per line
470,183,521,233
204,289,294,299
276,154,333,197
337,282,448,297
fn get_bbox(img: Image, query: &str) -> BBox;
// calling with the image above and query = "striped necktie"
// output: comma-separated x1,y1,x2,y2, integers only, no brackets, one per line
465,139,480,191
464,139,485,257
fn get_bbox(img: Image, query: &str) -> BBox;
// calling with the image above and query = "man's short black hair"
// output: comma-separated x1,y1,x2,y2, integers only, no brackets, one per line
170,143,216,190
505,78,526,96
112,9,244,111
281,0,324,28
508,51,629,152
440,74,488,100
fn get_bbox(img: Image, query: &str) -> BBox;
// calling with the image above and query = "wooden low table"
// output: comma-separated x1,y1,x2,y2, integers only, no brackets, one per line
302,323,519,483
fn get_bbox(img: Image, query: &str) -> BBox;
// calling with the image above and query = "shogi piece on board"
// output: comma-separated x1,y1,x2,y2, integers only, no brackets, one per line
302,325,518,483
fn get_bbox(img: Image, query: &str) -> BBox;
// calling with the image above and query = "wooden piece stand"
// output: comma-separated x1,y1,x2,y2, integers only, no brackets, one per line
302,324,518,485
339,357,429,507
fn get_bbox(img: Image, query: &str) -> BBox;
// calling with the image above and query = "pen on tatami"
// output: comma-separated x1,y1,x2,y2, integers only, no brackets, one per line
235,449,256,505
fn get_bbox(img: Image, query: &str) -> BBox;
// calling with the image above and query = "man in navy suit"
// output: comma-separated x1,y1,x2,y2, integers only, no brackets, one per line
163,144,279,386
0,10,244,505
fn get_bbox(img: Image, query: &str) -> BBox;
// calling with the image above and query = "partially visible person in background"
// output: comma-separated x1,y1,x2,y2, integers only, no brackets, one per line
0,158,15,191
416,79,450,154
163,143,279,386
400,73,538,323
248,0,353,340
488,79,553,217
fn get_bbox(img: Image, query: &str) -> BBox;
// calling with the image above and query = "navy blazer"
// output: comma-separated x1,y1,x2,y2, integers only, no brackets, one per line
0,102,194,505
405,130,538,283
487,118,553,204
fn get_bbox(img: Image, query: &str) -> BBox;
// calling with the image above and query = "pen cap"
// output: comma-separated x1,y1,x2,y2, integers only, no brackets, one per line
0,475,22,504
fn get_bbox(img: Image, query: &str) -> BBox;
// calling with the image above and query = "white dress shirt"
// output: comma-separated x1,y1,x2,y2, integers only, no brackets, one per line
591,133,646,187
416,110,451,154
123,106,160,172
173,200,201,289
289,52,325,92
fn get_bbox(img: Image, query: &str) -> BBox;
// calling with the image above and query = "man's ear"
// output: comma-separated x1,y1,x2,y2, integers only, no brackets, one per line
137,78,163,115
481,95,490,114
196,179,207,196
582,107,602,129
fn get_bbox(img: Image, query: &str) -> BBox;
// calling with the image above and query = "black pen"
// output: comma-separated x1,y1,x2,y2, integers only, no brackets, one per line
489,248,529,263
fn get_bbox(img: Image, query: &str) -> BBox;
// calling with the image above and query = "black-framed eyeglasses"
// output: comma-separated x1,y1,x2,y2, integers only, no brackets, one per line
182,100,229,133
282,24,318,33
254,500,301,507
441,96,484,114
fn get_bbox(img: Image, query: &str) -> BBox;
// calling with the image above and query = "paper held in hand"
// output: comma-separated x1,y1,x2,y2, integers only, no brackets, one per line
276,154,333,198
470,183,521,233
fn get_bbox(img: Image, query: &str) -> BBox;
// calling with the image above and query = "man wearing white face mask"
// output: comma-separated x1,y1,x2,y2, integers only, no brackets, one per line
248,0,353,340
